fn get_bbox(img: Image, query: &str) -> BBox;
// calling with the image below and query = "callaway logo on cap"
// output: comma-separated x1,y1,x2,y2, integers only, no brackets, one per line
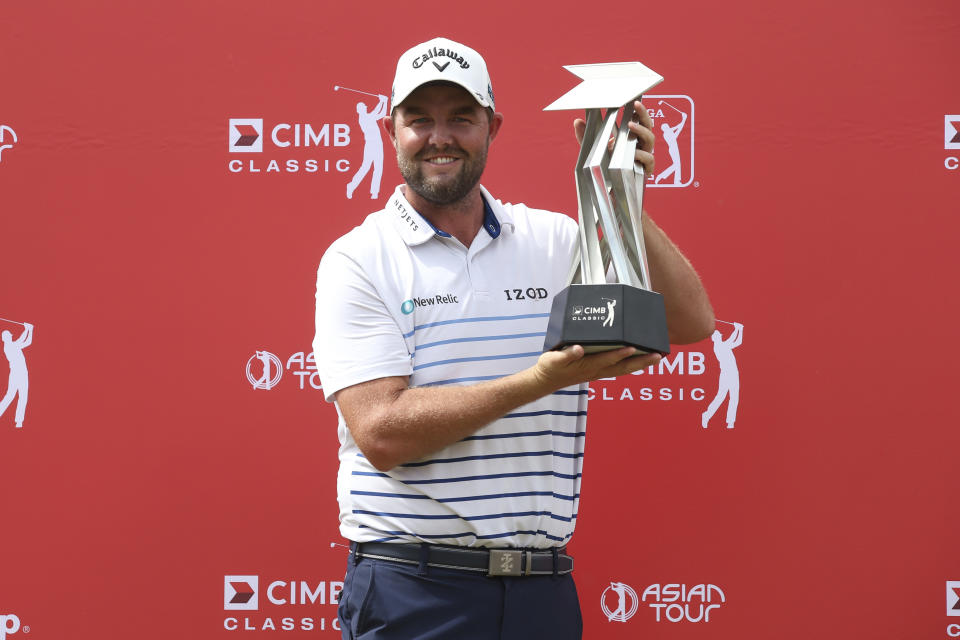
392,37,495,109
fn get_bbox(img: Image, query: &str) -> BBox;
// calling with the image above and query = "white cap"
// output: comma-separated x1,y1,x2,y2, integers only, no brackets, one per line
391,37,495,110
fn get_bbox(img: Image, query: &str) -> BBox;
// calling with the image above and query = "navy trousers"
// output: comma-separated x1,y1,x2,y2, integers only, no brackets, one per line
338,552,583,639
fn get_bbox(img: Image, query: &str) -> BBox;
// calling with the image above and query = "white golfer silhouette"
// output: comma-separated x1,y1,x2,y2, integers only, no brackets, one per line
602,298,616,328
346,95,388,200
655,107,687,185
702,322,742,429
0,323,33,428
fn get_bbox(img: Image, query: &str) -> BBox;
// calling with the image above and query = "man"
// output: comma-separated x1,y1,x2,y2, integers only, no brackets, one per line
313,37,713,640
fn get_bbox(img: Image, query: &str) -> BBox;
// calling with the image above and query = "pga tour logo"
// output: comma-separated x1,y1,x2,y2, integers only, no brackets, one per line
646,95,694,188
0,615,22,640
225,575,259,610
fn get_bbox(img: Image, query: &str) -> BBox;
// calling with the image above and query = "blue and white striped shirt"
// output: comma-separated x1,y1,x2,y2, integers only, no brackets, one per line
314,185,586,549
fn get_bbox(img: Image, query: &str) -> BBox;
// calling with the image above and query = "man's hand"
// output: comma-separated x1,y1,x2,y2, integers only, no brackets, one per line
573,100,655,175
533,345,660,392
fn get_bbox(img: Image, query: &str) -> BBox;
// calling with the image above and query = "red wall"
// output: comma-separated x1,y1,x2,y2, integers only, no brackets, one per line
1,1,959,638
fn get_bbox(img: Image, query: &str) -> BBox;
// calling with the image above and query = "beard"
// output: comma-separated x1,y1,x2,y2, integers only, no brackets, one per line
396,142,488,206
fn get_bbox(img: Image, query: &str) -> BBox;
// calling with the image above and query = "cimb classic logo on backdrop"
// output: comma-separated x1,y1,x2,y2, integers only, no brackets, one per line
227,117,351,174
948,581,960,616
946,116,960,171
227,86,388,200
223,574,343,633
950,580,960,639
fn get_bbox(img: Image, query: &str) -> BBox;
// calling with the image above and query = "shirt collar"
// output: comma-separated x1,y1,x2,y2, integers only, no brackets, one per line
386,184,514,246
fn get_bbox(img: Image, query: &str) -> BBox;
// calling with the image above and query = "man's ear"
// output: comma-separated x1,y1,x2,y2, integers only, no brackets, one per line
381,116,397,147
488,111,504,142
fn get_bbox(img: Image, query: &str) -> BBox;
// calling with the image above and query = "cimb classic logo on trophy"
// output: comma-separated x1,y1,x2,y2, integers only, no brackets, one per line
543,62,670,355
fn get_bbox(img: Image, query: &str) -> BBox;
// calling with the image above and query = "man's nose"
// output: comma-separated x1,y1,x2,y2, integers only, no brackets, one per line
427,122,455,147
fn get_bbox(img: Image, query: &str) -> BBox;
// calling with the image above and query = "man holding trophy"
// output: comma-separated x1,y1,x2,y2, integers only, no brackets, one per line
314,37,713,640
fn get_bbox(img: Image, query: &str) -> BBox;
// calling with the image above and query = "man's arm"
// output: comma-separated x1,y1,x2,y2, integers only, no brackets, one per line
642,214,714,344
336,346,660,472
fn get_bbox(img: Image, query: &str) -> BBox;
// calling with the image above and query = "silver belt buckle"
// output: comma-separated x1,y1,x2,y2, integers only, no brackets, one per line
488,550,522,576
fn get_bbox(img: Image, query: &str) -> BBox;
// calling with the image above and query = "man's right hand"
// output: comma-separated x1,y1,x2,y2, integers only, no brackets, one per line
532,345,660,392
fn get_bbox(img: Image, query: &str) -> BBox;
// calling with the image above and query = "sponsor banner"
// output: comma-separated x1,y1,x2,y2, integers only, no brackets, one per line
223,574,342,633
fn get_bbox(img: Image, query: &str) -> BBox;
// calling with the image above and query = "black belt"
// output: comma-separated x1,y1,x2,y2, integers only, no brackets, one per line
351,542,574,577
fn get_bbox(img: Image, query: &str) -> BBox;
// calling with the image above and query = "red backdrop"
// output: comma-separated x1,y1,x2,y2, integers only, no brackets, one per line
2,1,959,638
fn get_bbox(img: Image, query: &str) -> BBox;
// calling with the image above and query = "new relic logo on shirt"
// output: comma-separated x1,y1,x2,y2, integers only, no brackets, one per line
401,294,461,314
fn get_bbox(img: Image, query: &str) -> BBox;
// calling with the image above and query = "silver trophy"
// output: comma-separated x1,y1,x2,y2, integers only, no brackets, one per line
542,62,670,354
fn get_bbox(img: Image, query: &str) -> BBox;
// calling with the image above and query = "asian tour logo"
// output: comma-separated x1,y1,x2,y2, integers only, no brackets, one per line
247,351,283,390
244,350,322,391
602,582,726,623
0,126,17,164
601,582,639,622
646,95,694,188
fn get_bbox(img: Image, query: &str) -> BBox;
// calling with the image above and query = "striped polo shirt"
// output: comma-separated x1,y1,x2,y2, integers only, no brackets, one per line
313,184,586,549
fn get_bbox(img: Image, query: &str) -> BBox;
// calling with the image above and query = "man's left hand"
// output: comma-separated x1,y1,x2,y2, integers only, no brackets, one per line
573,100,655,175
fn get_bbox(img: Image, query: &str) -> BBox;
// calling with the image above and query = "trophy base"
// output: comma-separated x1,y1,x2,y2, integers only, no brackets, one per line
542,283,670,355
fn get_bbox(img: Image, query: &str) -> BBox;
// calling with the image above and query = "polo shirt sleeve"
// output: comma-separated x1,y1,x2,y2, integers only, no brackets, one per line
313,245,413,402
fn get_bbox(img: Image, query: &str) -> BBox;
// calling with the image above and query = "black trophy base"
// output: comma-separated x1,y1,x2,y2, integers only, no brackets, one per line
543,283,670,355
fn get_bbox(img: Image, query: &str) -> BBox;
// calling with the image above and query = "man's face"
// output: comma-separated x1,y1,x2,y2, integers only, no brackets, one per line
386,83,502,206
